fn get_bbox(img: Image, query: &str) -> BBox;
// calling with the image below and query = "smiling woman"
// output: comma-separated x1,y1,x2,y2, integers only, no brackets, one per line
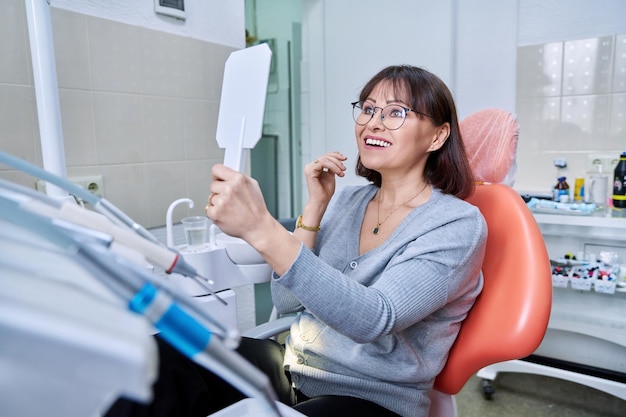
354,66,473,197
106,65,486,417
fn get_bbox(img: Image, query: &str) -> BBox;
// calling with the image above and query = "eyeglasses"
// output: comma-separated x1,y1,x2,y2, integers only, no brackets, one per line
351,101,432,130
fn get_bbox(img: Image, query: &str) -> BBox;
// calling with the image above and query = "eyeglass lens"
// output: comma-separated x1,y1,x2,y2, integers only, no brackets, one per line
352,102,408,130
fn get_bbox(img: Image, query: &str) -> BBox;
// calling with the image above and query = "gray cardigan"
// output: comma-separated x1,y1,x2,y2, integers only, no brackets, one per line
272,184,487,417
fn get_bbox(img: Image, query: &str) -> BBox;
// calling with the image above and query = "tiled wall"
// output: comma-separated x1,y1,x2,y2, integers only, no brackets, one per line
515,34,626,194
0,1,234,228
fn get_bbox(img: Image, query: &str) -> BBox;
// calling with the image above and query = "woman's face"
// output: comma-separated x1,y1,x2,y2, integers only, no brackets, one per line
355,81,449,179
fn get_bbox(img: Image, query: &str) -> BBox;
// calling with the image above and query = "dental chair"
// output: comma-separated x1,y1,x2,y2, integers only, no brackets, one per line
245,109,553,416
426,109,550,415
428,180,552,416
422,109,551,416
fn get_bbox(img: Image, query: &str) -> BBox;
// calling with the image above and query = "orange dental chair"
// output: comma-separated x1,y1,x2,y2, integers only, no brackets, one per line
427,108,552,416
428,182,552,416
246,109,553,417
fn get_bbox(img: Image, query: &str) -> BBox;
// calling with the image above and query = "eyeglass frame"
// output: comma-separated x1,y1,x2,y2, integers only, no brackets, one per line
351,101,434,131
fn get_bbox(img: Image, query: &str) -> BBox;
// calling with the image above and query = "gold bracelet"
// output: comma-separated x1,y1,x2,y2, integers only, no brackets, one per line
296,215,320,232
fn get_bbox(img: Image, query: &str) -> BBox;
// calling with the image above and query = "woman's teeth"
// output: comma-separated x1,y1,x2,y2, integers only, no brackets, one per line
365,138,390,147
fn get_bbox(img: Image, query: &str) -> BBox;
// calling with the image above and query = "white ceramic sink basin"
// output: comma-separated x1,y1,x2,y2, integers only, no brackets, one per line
215,233,264,265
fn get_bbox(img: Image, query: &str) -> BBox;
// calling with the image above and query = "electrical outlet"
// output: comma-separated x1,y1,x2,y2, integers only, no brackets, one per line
71,175,104,198
586,153,618,174
36,175,104,199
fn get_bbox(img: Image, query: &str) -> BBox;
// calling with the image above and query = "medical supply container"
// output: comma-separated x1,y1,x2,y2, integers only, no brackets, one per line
613,152,626,208
553,176,570,202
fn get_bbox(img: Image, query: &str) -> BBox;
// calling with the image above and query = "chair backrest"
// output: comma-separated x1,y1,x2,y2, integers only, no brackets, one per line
432,109,552,395
433,183,552,394
460,108,519,186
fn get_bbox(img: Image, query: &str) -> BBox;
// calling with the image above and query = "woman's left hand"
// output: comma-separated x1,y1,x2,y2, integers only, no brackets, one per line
303,151,347,208
205,164,272,240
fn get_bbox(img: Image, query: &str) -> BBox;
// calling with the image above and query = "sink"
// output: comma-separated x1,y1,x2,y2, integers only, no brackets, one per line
215,233,264,265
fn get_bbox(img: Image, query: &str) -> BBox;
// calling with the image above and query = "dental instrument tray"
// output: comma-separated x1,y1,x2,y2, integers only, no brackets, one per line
526,197,596,216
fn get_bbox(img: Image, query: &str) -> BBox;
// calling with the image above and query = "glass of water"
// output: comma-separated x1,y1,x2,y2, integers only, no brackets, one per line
181,216,208,248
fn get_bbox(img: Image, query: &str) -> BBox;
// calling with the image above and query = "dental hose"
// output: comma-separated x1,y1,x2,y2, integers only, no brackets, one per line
0,153,234,338
0,178,237,347
128,281,282,417
0,200,282,417
0,151,206,275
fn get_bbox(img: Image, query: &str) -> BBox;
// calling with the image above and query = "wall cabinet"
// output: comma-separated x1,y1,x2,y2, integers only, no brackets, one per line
480,211,626,400
532,212,626,395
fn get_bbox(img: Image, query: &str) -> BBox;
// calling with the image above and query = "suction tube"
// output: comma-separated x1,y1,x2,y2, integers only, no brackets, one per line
0,199,281,417
0,174,236,345
0,152,223,297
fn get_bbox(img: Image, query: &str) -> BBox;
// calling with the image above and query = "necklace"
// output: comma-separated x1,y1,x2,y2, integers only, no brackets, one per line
373,183,429,235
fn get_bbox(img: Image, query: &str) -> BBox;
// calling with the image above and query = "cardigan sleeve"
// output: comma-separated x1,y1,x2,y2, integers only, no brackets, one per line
272,203,486,344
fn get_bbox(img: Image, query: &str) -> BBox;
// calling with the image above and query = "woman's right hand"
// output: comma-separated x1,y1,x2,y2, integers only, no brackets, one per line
304,151,347,206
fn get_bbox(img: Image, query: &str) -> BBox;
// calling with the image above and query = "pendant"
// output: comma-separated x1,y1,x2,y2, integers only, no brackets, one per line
373,225,380,235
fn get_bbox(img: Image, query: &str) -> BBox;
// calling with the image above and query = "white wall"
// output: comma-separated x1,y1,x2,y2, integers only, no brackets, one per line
45,0,626,201
1,0,243,228
301,0,518,190
303,0,455,189
301,0,626,197
51,0,245,48
519,0,626,46
455,0,518,120
514,0,626,194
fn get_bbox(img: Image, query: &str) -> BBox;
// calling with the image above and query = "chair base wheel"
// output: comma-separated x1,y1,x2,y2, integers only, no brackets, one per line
481,379,495,400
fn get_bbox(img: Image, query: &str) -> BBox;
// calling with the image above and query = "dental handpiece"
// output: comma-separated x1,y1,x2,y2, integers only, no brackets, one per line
0,181,236,345
32,197,225,304
0,153,224,302
1,201,277,414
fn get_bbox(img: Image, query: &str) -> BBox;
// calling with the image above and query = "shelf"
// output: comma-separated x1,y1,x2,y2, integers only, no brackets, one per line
504,203,626,395
533,212,626,229
549,287,626,346
533,212,626,241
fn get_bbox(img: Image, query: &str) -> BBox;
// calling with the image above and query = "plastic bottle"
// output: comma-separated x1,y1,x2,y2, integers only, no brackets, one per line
574,177,585,202
613,152,626,209
553,176,570,202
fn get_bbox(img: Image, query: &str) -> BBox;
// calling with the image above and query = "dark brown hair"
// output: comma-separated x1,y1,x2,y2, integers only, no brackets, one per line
355,65,474,199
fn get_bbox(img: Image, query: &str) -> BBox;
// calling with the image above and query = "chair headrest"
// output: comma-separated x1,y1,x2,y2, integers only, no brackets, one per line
460,109,519,186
